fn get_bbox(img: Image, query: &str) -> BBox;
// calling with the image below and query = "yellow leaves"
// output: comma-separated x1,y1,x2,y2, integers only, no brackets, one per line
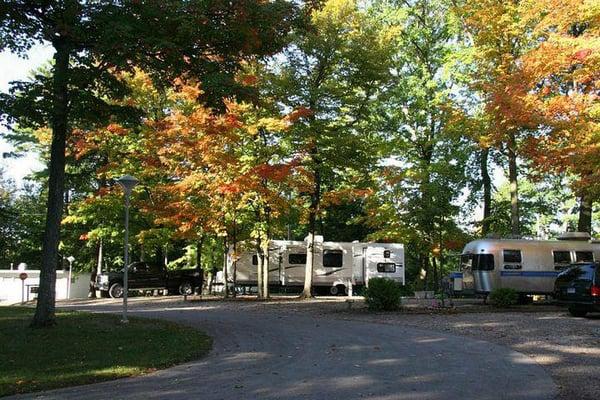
312,0,358,29
34,127,52,146
171,78,204,102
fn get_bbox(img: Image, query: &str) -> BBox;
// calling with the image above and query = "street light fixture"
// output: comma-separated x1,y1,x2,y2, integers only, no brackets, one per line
117,174,139,323
66,256,75,299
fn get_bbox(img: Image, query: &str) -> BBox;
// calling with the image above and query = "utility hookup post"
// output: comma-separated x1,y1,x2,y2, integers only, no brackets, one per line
19,272,28,304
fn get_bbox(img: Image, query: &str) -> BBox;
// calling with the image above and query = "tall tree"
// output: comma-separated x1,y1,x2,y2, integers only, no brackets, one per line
0,0,295,327
367,0,471,290
456,0,541,237
268,0,396,297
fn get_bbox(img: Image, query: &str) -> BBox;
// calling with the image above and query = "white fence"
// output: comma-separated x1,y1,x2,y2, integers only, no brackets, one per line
0,270,91,305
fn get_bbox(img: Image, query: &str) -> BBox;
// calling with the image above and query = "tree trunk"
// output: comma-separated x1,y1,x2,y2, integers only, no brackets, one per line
32,41,70,328
507,133,520,237
302,232,315,298
432,256,438,293
196,236,203,294
88,240,102,299
223,238,229,298
232,226,237,298
577,195,593,234
481,147,492,236
263,205,271,299
423,256,430,291
301,181,320,298
256,237,264,299
301,144,321,299
262,238,270,299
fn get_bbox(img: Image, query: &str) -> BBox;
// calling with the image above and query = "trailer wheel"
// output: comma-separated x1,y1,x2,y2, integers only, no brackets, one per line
178,281,193,295
330,284,346,296
109,282,124,299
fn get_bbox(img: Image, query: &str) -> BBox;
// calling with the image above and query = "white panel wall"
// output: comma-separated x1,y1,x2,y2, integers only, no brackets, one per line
0,270,91,305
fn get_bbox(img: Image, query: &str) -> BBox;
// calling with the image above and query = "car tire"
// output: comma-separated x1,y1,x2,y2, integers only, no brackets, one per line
109,282,124,299
178,281,193,296
568,307,588,318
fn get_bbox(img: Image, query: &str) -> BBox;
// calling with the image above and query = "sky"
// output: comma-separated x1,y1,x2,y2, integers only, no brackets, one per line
0,44,54,186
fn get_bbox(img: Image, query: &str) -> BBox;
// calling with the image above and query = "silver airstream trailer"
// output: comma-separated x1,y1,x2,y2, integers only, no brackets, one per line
460,233,600,296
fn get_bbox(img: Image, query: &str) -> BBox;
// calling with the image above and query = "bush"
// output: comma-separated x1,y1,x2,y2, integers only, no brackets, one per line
364,278,403,311
489,288,519,307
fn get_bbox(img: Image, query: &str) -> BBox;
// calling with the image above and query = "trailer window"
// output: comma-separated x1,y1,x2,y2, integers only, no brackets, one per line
463,254,495,271
289,253,307,265
503,250,522,263
323,250,343,268
553,251,571,270
252,255,258,266
377,263,396,273
576,251,594,262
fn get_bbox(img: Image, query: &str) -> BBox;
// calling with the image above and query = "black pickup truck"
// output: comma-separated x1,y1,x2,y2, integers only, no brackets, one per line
96,261,202,298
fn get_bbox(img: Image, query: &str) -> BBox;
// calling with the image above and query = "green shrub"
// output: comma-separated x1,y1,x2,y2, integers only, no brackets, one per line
364,278,402,311
489,288,519,307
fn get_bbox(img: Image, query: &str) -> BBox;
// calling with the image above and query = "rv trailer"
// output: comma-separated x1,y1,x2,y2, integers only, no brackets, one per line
460,233,600,296
226,236,405,295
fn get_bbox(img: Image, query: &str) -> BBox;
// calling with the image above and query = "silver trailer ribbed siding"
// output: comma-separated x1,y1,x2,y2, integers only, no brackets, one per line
460,237,600,295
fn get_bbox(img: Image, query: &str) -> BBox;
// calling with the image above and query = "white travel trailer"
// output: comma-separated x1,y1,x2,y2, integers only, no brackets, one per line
226,236,405,295
460,232,600,296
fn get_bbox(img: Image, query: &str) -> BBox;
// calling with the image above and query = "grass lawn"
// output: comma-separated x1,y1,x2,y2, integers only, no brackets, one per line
0,306,212,397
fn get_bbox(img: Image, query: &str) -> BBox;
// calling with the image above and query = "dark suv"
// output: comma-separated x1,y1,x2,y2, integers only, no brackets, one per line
554,262,600,317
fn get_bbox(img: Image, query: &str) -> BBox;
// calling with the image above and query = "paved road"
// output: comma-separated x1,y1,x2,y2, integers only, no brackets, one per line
13,299,556,400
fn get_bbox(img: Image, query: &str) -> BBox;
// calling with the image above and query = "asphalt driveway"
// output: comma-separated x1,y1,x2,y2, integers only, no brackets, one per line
10,298,556,400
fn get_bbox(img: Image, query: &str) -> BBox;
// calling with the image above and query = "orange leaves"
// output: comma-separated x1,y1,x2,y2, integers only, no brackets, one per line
573,48,593,62
322,188,373,208
511,0,600,196
252,163,292,183
285,107,314,123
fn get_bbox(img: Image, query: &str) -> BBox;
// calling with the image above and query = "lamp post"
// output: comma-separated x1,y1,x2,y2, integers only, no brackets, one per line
66,256,75,299
117,174,139,323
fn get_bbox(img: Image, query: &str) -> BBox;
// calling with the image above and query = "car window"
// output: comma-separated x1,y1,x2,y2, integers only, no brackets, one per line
147,264,162,273
130,262,148,272
561,264,596,282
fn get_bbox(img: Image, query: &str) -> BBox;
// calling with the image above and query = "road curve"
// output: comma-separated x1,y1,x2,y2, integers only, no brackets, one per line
11,299,556,400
